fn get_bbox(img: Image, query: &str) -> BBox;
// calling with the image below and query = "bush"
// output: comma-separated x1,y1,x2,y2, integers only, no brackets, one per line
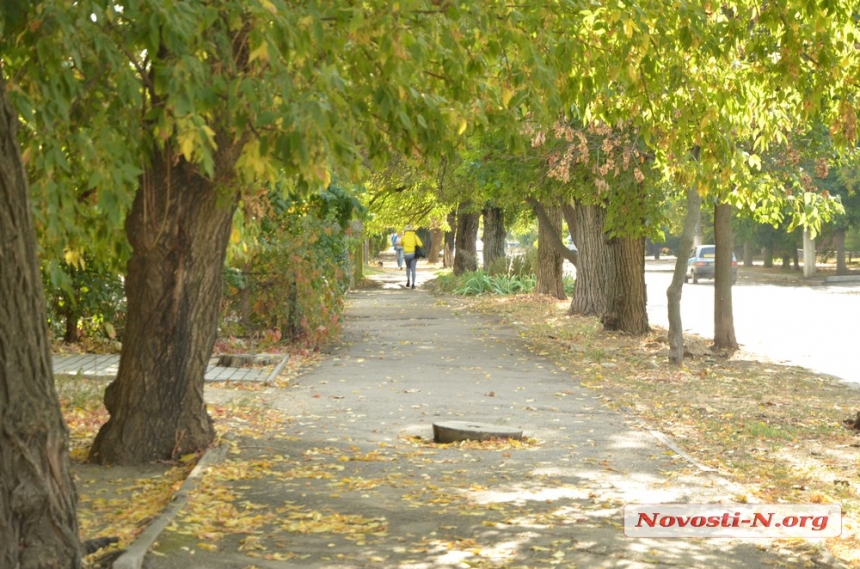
42,257,126,345
221,187,359,348
435,266,574,298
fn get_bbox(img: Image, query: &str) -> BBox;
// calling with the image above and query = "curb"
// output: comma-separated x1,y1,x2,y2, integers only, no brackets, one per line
264,353,291,386
638,422,847,568
111,442,230,569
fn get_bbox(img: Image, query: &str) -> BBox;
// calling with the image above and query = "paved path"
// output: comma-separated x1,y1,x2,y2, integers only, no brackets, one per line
137,267,832,568
52,354,274,382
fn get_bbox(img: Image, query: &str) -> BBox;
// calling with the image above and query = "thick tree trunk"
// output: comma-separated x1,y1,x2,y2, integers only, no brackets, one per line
835,227,848,275
713,202,738,350
603,236,649,334
429,227,443,263
0,74,82,568
453,201,479,275
535,202,566,299
569,203,609,316
90,149,238,464
482,205,506,274
667,187,702,364
443,211,456,269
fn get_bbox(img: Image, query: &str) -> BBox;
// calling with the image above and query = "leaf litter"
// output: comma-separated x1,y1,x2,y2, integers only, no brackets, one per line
469,293,860,567
59,294,860,567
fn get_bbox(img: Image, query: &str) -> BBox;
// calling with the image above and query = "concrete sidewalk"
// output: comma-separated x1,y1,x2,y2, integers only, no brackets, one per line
53,354,276,382
134,267,833,569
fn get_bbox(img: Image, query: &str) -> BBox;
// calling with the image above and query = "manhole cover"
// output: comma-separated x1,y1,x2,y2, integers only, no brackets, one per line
432,420,523,443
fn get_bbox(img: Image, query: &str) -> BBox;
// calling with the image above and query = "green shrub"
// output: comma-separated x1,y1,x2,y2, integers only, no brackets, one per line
435,268,574,298
42,257,126,344
221,186,359,347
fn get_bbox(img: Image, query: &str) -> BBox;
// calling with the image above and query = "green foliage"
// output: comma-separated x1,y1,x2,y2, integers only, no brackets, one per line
435,268,574,297
221,187,355,347
42,256,126,344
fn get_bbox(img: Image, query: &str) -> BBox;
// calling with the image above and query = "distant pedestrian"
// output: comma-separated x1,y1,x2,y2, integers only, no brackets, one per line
391,231,404,269
402,225,423,289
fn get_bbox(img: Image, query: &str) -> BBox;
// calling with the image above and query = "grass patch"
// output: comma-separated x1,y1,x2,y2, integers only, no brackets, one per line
447,292,860,566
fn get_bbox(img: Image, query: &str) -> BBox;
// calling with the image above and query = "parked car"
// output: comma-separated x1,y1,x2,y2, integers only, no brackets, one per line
685,245,738,284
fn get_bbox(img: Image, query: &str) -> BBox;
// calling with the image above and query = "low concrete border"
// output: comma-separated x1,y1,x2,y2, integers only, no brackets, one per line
111,442,230,569
264,353,291,386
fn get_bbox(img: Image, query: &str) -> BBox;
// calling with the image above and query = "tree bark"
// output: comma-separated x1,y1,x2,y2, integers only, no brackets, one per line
713,201,738,350
0,73,82,568
667,187,702,364
527,198,578,265
443,210,456,269
535,202,566,299
482,205,506,274
743,242,754,267
429,227,443,263
569,203,609,316
763,237,774,268
835,227,847,275
63,303,79,343
603,236,649,334
560,203,580,272
90,147,239,464
453,201,479,275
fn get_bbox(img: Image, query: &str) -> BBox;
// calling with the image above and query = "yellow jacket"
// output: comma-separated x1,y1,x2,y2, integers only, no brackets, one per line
402,230,423,254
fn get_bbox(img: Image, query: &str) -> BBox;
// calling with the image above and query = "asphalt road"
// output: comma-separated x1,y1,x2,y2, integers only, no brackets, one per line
645,267,860,386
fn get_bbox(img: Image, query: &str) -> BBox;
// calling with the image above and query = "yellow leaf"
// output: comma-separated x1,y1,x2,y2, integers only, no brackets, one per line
197,543,218,551
249,41,269,64
64,248,85,269
178,131,196,161
501,88,514,108
200,125,218,150
624,19,635,38
179,453,197,463
457,118,468,135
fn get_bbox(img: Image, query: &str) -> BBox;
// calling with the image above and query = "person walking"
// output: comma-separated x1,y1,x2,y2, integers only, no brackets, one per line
402,225,423,289
392,231,404,269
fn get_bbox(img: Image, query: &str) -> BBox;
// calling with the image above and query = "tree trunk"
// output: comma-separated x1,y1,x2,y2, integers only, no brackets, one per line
713,201,738,350
560,203,580,272
443,210,456,269
63,302,79,343
569,203,609,316
527,198,578,266
835,227,848,275
90,149,238,464
743,242,754,267
0,73,82,568
763,238,774,268
603,236,649,334
453,201,479,275
667,187,702,364
429,227,443,263
482,205,506,274
535,202,566,299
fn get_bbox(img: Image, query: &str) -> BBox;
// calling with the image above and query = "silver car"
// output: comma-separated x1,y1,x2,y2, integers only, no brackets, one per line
686,245,738,284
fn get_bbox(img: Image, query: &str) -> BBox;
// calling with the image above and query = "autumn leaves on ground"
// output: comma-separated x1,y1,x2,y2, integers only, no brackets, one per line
59,291,859,567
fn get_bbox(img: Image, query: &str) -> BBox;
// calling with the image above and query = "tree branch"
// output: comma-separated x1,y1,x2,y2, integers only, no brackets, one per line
526,197,578,265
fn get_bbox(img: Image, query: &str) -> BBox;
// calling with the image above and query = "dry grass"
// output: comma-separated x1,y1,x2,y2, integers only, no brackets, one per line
464,293,860,567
